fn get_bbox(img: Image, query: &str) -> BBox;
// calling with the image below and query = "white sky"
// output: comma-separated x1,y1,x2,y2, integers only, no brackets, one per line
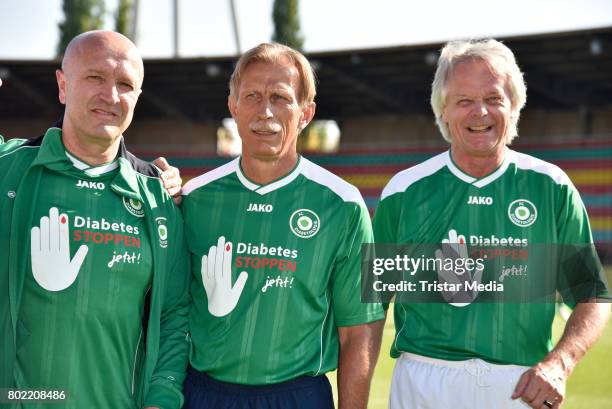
0,0,611,59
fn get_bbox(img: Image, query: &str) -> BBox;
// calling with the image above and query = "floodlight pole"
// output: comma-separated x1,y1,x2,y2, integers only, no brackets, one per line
229,0,242,55
173,0,180,57
130,0,140,43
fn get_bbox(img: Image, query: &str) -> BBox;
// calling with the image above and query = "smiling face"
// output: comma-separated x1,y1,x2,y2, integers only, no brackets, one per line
228,59,315,165
57,32,143,153
442,58,515,165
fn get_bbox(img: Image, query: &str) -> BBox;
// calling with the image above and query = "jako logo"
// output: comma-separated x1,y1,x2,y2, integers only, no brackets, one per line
467,195,492,205
76,180,105,190
247,203,273,213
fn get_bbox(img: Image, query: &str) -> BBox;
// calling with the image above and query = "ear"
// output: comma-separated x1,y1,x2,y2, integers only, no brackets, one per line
298,102,316,132
441,105,449,123
56,69,66,105
228,94,238,119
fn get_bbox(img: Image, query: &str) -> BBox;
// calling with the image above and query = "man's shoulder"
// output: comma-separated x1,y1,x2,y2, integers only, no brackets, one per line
508,149,572,187
119,140,160,178
381,151,448,201
0,134,43,159
182,158,239,196
300,157,365,207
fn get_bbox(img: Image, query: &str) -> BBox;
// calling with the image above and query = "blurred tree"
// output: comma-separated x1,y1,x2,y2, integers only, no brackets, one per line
57,0,106,56
272,0,304,50
115,0,133,38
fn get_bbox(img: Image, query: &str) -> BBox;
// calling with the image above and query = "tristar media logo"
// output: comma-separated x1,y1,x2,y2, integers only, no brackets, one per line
289,209,320,238
508,199,537,227
155,217,168,248
123,196,145,217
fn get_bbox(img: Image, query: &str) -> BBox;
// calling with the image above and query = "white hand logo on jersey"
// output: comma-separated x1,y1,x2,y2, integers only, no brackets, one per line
201,236,248,317
435,229,483,307
31,207,89,291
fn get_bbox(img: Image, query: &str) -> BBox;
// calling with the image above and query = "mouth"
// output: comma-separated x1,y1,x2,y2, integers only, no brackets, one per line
251,125,281,137
91,108,118,118
253,130,278,136
467,124,493,133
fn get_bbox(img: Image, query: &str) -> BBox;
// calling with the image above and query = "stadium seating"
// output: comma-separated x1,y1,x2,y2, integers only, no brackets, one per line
140,138,611,257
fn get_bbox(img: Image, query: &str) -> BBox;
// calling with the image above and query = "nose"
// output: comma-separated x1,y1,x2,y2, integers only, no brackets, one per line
257,100,273,119
472,101,488,117
100,83,120,104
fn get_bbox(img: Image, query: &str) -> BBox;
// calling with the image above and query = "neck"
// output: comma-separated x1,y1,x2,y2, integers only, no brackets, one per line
61,126,121,166
241,152,299,185
451,146,505,178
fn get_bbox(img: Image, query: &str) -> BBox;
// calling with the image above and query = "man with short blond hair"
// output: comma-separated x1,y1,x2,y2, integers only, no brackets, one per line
182,42,385,409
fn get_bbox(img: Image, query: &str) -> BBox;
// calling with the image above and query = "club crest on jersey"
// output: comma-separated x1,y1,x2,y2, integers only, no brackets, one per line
467,195,492,205
289,209,320,239
123,196,145,217
508,199,537,227
155,217,168,248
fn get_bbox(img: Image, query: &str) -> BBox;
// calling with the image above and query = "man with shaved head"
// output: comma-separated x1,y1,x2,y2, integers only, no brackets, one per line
0,31,189,409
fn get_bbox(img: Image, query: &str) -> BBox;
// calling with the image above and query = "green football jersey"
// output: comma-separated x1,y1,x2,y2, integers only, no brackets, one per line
182,156,384,385
15,149,152,408
373,149,608,366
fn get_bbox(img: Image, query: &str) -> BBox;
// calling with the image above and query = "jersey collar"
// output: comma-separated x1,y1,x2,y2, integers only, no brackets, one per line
65,150,118,176
445,148,510,188
235,155,304,195
32,127,142,201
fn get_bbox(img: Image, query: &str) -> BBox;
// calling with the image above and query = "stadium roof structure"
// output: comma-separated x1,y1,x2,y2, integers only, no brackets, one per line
0,26,611,121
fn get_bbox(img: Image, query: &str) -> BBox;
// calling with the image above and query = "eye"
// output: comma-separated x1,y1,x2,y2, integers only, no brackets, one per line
486,96,503,104
457,98,471,107
118,82,135,91
271,93,290,103
87,75,103,82
244,92,258,101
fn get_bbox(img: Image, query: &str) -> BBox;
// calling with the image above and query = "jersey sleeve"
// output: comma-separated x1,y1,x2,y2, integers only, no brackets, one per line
330,202,384,327
555,182,610,306
373,193,402,310
373,192,400,244
143,200,191,409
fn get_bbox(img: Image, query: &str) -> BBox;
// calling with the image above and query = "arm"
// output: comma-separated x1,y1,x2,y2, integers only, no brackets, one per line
512,301,611,408
142,204,191,409
337,320,385,409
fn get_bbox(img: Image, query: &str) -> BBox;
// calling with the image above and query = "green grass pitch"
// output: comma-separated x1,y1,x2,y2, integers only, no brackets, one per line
327,267,612,408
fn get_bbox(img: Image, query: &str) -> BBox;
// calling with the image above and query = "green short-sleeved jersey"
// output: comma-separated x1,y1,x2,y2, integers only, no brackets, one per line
183,156,384,385
373,149,607,366
15,152,152,409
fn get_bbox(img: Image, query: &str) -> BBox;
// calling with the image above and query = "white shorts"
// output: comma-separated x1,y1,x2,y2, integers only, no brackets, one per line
389,352,531,409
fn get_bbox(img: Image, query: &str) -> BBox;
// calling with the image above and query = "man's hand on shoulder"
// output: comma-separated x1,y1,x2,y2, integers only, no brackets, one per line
153,157,183,205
